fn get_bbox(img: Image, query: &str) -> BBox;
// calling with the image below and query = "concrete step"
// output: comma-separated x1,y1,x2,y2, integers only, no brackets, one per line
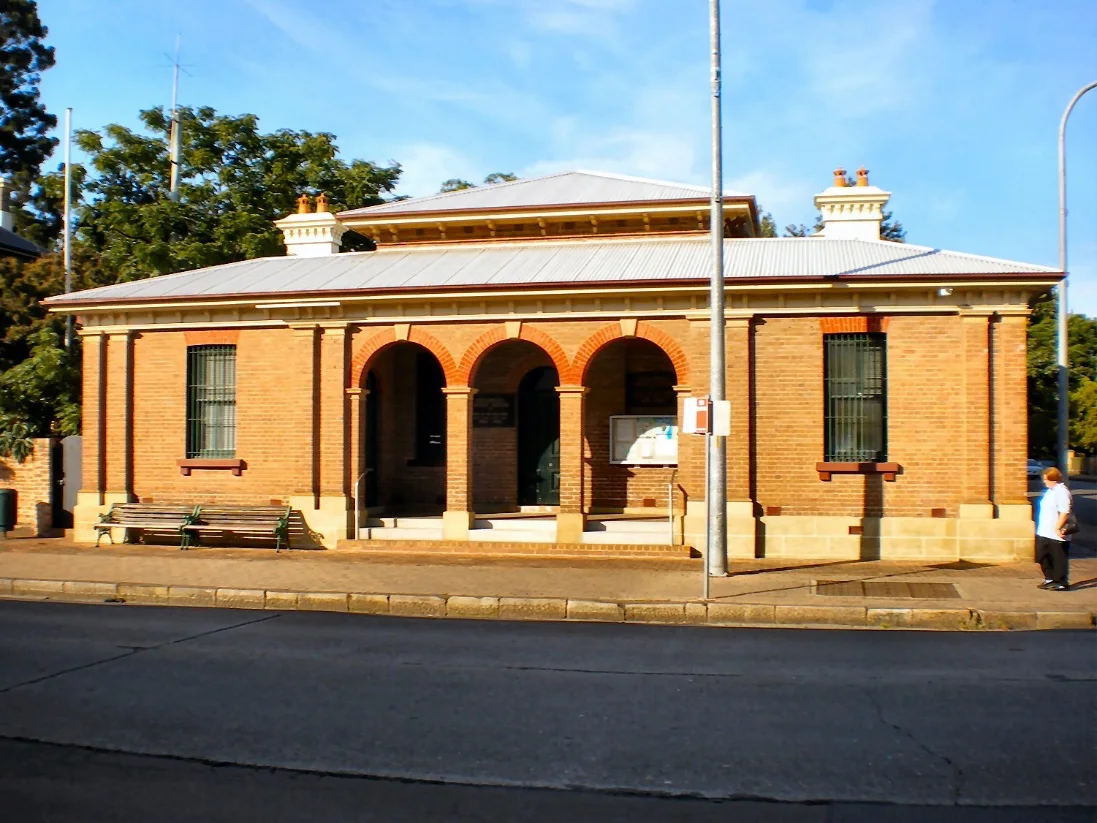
585,518,669,533
472,517,557,532
365,517,443,529
358,527,444,541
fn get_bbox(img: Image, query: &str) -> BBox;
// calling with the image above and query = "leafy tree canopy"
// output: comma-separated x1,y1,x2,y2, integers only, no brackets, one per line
439,172,517,193
75,106,402,280
0,0,56,177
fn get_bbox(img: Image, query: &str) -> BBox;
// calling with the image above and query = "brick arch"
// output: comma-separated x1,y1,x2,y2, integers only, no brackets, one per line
454,325,574,385
573,321,691,385
350,326,458,387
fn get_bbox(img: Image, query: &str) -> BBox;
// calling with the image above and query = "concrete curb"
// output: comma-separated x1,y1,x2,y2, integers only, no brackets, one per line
0,577,1093,631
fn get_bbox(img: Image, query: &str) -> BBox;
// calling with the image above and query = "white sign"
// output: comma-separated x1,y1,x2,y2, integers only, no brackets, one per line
681,397,709,435
609,415,678,465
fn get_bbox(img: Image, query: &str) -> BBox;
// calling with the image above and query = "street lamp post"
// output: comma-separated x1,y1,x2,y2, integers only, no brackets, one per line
1057,81,1097,475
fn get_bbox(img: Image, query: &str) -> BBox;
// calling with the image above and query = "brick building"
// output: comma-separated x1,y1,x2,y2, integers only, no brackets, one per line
46,169,1060,561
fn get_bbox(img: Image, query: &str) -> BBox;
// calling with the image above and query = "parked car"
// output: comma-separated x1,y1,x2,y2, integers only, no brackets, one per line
1027,459,1053,477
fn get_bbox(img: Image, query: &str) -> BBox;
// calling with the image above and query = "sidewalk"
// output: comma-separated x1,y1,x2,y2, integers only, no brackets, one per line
0,535,1094,630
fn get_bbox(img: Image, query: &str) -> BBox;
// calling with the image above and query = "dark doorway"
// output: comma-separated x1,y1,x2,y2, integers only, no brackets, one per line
364,371,380,508
517,367,560,506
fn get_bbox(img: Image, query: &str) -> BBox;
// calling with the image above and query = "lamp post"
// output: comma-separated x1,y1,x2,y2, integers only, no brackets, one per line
1057,81,1097,475
706,0,728,579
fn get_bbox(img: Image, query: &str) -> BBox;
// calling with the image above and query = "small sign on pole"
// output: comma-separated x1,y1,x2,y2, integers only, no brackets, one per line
682,397,711,434
712,400,731,437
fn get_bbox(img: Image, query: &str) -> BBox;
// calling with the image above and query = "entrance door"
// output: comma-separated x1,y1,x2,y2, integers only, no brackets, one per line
517,367,560,506
364,371,380,508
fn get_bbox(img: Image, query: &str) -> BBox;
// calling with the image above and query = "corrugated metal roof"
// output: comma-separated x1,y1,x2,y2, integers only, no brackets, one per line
339,170,747,217
46,236,1060,307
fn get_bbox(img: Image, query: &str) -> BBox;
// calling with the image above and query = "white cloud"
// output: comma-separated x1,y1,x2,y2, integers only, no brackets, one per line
393,143,482,198
726,170,813,216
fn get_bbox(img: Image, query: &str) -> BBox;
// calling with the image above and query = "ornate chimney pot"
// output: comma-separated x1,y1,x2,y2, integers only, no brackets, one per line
833,168,848,187
856,167,869,187
297,193,311,214
315,192,330,213
813,169,891,241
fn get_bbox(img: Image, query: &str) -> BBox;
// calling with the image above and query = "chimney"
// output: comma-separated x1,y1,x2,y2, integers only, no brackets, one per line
813,166,891,241
0,178,14,231
274,192,348,257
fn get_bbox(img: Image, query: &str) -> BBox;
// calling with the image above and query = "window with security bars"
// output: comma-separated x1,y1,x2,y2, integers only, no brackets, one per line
823,333,886,462
186,345,237,458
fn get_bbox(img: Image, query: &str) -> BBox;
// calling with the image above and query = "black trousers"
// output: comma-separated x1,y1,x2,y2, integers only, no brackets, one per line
1036,536,1069,586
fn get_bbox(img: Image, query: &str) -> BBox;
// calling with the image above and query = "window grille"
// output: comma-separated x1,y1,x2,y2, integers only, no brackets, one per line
186,345,237,458
824,333,886,462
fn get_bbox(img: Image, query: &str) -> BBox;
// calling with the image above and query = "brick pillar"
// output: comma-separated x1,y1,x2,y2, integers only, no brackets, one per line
289,325,320,502
312,323,351,542
556,385,586,543
80,331,106,503
725,315,756,558
346,387,363,537
681,315,712,551
103,330,133,503
442,386,475,540
960,312,993,518
992,312,1030,509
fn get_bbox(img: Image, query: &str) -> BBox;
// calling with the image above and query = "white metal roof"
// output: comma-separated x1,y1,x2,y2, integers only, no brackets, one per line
46,236,1059,307
338,170,749,217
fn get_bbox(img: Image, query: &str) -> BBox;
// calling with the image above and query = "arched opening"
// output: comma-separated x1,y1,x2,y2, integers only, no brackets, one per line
584,338,678,512
517,366,560,506
361,341,447,515
469,339,559,511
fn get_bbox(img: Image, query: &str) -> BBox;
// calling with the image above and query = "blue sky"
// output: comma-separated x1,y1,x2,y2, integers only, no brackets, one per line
35,0,1097,313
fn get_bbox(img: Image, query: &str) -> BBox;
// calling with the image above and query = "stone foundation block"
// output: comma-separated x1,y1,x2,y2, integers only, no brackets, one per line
976,610,1038,631
707,603,775,624
215,588,265,609
298,592,348,612
118,583,170,603
866,608,913,628
685,602,708,623
447,596,500,619
566,599,623,622
168,586,217,606
390,594,447,618
909,608,978,630
499,597,567,621
264,590,299,610
1036,611,1095,630
63,581,119,599
774,604,866,626
624,602,689,624
13,578,65,597
348,594,390,615
0,578,12,595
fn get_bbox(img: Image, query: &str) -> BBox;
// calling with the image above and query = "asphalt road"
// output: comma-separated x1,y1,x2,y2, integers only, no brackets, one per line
0,601,1093,821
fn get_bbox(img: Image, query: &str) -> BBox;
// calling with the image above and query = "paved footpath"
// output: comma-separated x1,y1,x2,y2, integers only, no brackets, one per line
0,536,1094,629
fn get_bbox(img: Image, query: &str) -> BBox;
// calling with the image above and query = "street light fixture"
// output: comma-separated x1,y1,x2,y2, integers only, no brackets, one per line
1057,80,1097,475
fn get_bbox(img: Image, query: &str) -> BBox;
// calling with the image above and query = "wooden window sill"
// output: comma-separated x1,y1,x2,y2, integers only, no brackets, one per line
178,458,246,476
816,462,900,481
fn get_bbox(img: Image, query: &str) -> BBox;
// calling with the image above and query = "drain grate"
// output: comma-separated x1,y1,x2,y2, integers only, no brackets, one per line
814,580,959,599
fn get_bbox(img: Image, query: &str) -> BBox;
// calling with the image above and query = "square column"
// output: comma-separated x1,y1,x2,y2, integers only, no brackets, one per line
992,313,1030,508
960,312,992,517
442,386,475,540
72,331,107,542
104,330,134,503
555,385,586,543
346,387,363,538
725,316,756,558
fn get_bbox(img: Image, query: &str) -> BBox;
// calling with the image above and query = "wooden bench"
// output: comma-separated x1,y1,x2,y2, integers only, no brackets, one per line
95,504,200,549
183,505,292,551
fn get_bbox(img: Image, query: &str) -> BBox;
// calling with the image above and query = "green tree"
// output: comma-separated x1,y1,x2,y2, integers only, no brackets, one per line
0,326,80,460
483,172,517,185
75,106,402,280
1027,290,1097,457
757,208,776,237
439,173,517,193
0,0,56,177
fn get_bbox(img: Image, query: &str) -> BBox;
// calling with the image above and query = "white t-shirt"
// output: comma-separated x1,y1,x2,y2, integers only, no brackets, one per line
1036,483,1072,541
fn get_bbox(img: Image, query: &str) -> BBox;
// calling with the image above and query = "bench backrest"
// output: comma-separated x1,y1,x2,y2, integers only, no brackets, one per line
105,504,197,524
195,506,291,525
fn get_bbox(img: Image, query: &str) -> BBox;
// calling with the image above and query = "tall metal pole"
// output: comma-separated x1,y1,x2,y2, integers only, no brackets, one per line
1057,81,1097,474
168,36,182,202
63,107,73,350
706,0,728,577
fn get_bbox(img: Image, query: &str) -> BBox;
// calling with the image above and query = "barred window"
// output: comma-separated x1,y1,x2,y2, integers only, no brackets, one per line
186,345,237,458
824,333,886,462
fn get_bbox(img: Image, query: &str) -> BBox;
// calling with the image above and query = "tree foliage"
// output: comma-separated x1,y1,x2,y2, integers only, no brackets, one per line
1027,290,1097,457
75,106,402,279
0,0,56,177
439,172,517,193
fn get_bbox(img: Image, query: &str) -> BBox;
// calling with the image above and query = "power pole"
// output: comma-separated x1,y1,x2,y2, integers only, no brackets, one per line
706,0,728,578
168,36,183,202
63,107,73,349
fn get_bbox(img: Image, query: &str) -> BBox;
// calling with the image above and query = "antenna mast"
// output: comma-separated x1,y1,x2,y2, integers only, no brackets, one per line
168,36,182,201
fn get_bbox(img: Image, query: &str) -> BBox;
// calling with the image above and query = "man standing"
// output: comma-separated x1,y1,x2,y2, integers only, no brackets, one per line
1036,467,1073,591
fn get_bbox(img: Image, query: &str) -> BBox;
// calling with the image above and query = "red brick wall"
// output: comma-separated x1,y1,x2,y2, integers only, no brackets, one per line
0,437,54,535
